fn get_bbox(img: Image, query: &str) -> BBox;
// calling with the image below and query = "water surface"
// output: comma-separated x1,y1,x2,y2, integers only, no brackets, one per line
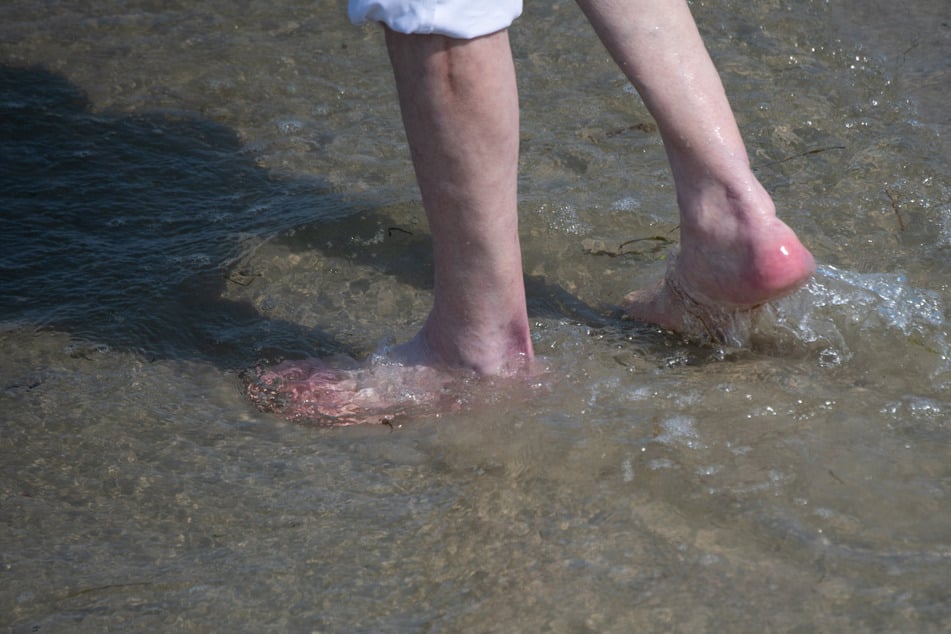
2,0,949,631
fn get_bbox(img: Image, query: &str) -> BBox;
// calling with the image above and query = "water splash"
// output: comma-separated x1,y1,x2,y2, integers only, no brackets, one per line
760,264,950,381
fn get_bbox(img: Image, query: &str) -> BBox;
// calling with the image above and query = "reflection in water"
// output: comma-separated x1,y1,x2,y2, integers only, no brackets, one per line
1,0,950,631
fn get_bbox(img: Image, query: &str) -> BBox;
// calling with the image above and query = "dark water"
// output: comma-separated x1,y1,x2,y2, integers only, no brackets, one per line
2,1,949,631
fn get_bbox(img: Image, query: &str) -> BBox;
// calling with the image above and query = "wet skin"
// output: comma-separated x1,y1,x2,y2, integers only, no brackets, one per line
245,0,816,425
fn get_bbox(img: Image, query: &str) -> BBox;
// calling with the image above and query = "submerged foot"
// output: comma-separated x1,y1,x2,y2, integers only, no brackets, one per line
243,331,535,426
243,355,464,426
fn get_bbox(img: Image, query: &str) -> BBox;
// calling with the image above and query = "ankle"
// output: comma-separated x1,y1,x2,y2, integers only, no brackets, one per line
414,312,533,375
676,165,777,236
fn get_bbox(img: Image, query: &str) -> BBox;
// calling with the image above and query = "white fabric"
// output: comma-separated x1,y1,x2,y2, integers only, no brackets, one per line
349,0,522,39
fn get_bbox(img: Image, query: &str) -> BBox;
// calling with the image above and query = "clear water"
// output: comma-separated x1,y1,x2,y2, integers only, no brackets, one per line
2,0,949,631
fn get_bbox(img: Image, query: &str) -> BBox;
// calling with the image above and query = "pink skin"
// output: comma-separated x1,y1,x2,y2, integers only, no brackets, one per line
574,0,814,330
245,358,458,426
245,0,815,424
623,174,815,336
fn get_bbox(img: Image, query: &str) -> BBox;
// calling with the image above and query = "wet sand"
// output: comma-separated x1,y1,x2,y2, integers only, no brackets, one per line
2,1,949,631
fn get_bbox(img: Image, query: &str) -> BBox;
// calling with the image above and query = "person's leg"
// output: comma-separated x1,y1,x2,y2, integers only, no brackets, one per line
384,28,532,375
575,0,815,334
246,28,532,423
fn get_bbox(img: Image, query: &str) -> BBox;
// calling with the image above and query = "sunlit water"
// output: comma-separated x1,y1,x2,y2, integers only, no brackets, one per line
2,0,949,631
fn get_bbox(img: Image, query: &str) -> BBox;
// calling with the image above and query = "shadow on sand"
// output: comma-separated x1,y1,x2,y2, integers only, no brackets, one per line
0,65,610,374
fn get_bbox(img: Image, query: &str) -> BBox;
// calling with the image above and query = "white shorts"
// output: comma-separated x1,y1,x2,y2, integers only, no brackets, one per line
348,0,522,39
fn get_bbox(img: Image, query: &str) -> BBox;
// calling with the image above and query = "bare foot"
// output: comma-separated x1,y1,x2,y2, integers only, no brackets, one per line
243,334,534,426
243,354,464,426
624,178,816,344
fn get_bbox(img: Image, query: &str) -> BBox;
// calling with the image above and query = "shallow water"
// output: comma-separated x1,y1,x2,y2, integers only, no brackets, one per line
2,0,950,631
